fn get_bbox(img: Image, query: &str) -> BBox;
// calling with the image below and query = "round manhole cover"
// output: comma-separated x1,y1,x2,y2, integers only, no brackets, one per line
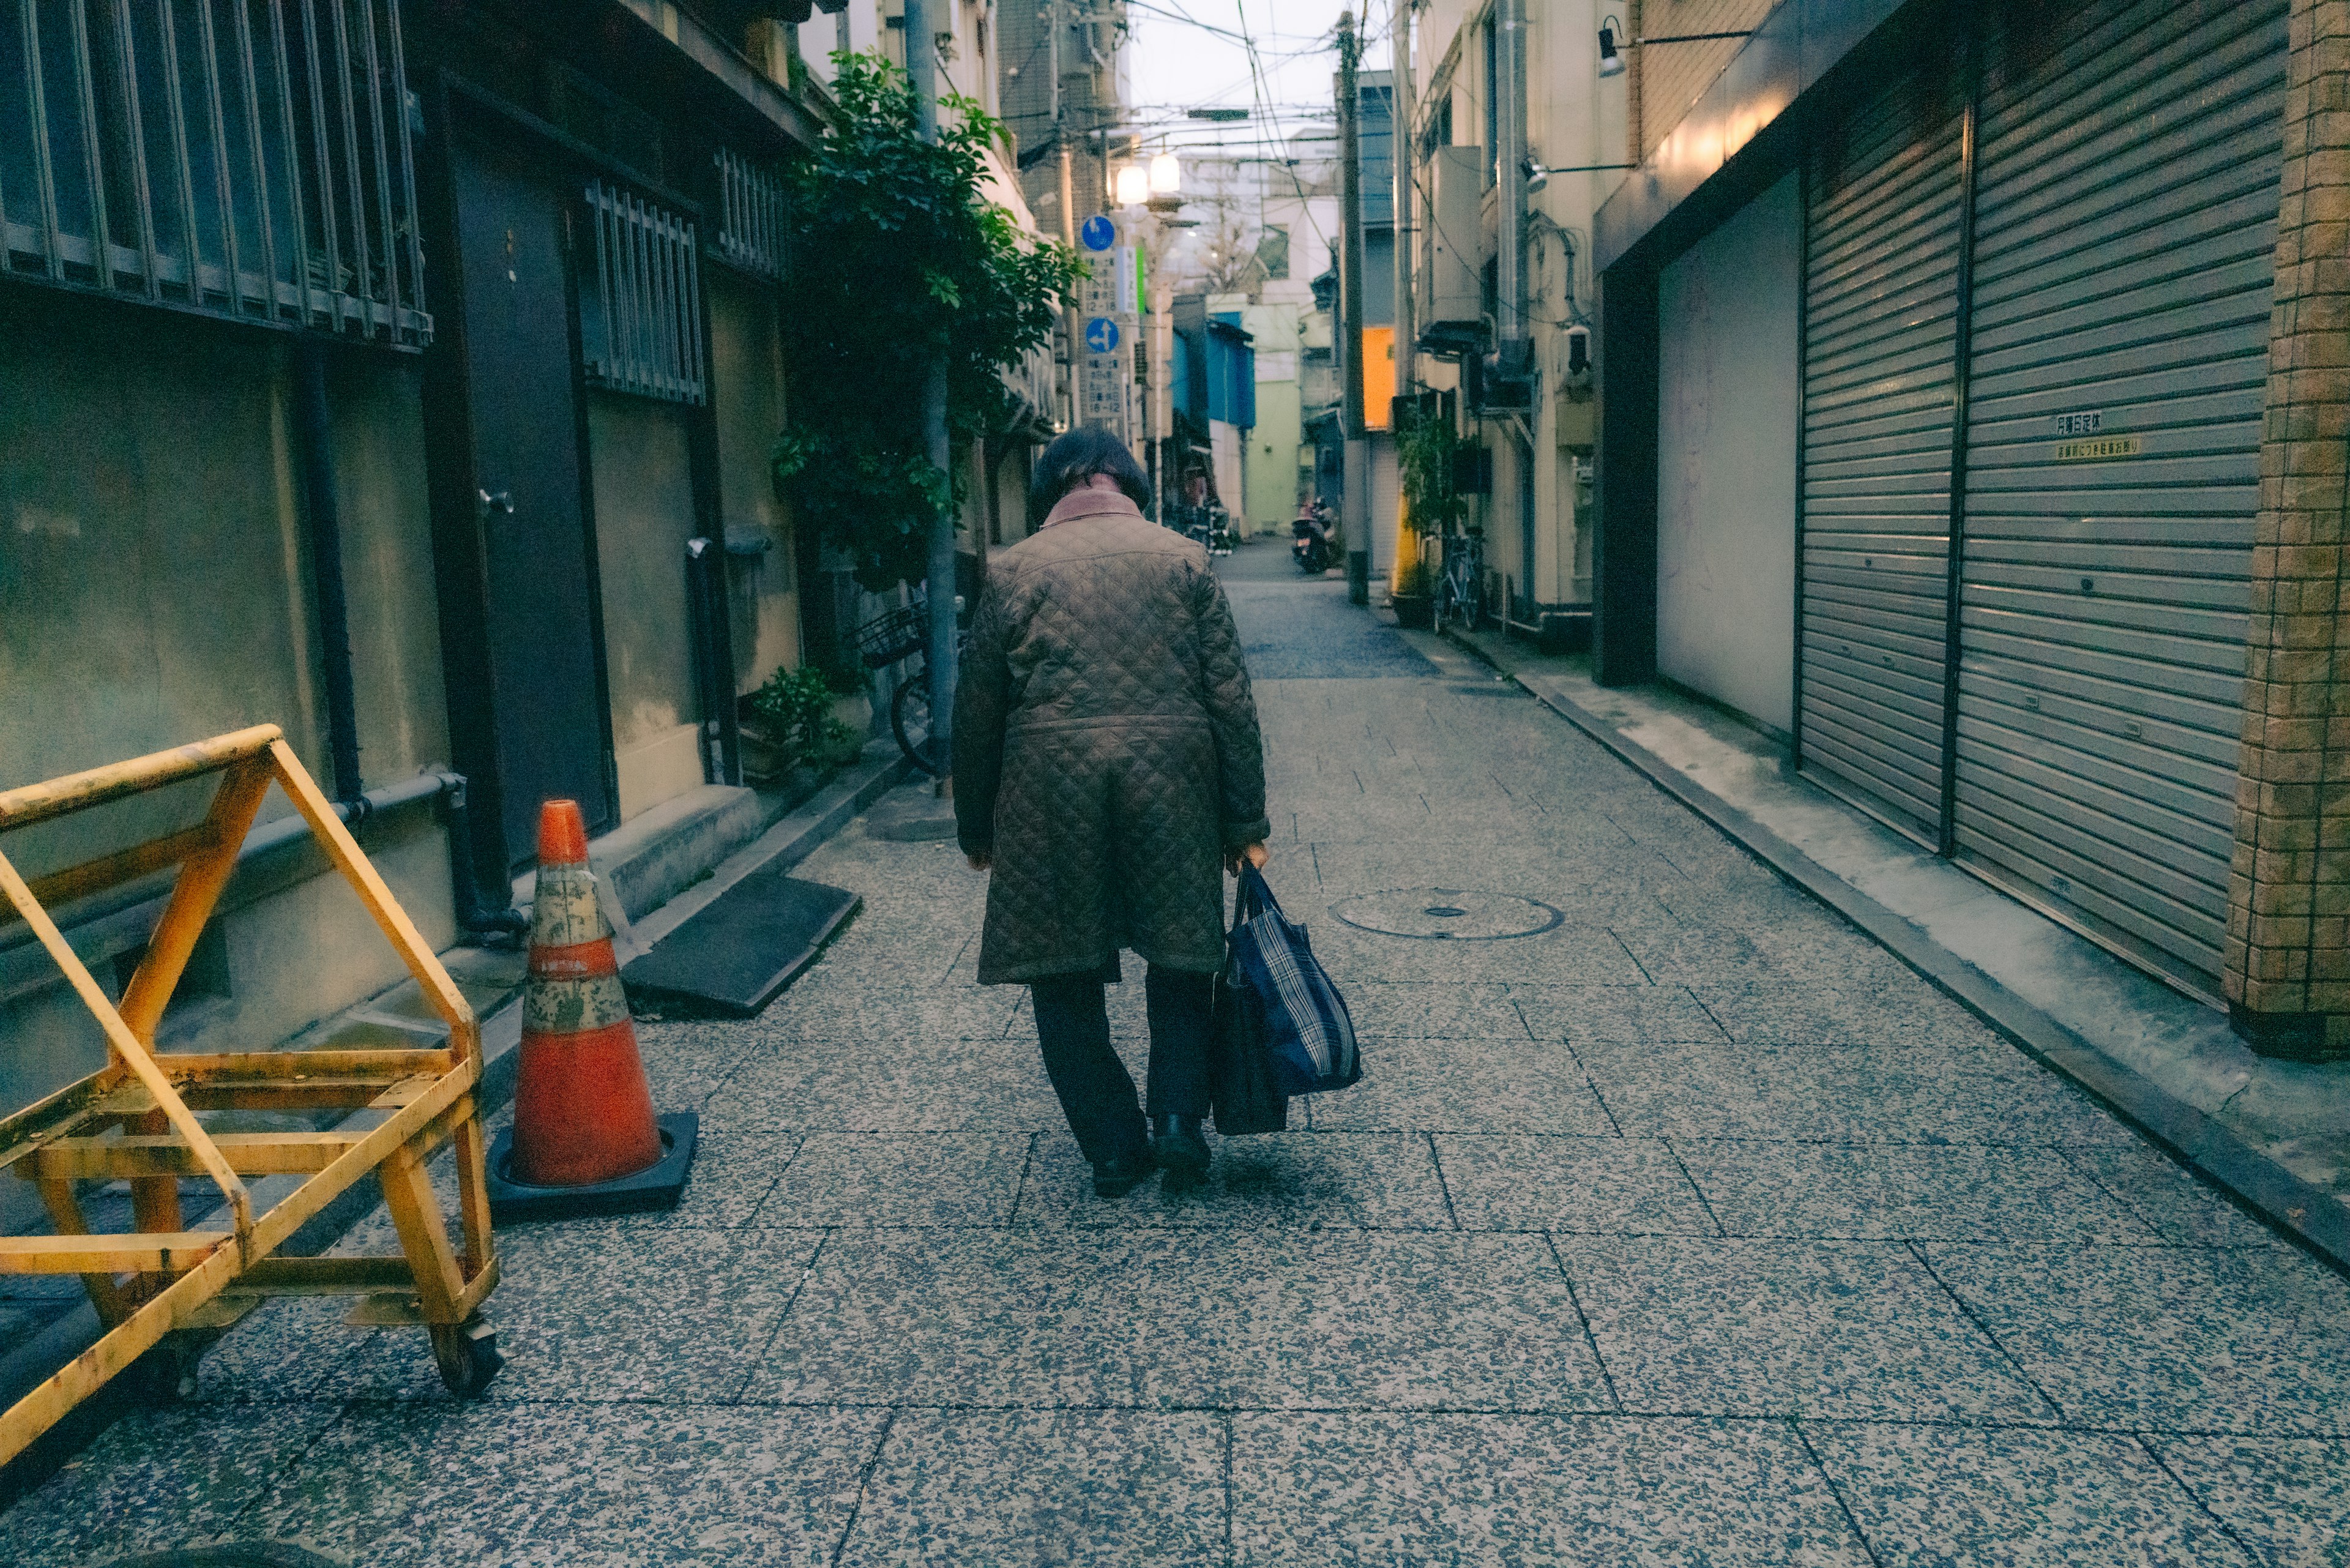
1329,888,1564,941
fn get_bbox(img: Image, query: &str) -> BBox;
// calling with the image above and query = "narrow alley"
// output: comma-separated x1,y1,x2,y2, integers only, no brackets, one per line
6,551,2344,1565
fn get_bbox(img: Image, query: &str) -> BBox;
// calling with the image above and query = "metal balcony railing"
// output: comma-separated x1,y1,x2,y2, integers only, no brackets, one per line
712,146,783,281
0,0,430,346
580,177,705,405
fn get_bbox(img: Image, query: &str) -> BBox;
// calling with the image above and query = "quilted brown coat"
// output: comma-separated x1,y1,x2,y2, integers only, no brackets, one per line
953,487,1269,984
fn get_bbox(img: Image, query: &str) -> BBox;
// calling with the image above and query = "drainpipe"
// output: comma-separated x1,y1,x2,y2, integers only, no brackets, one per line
1496,0,1528,374
289,341,522,941
293,340,364,815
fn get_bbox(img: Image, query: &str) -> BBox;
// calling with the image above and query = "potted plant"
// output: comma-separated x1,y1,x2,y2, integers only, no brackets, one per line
741,663,859,791
1392,405,1464,630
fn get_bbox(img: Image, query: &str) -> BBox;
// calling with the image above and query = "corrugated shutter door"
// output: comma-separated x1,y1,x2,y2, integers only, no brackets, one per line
1798,71,1967,844
1955,0,2285,991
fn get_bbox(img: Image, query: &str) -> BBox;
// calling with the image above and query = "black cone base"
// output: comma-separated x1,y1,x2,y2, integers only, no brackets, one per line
486,1112,699,1223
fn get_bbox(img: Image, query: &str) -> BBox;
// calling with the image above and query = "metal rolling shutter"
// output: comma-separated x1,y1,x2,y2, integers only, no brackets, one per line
1954,0,2285,992
1798,72,1967,844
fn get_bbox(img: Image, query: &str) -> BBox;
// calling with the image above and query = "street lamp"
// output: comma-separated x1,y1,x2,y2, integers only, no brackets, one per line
1114,162,1151,207
1150,151,1181,194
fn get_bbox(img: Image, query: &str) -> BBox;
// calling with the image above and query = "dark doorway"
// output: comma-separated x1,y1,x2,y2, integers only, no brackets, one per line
448,135,614,867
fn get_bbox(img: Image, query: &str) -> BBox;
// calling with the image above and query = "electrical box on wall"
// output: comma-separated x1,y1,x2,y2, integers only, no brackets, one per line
1422,146,1485,348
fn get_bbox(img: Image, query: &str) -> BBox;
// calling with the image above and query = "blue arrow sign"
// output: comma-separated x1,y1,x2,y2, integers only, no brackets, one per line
1080,214,1116,252
1084,316,1121,353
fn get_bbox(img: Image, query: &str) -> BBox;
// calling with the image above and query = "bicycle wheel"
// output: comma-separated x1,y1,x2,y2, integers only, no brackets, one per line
891,672,942,775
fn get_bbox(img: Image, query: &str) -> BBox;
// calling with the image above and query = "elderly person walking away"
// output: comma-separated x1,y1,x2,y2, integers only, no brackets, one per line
953,428,1271,1197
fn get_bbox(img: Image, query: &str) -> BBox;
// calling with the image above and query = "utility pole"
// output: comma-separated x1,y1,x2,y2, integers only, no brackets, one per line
1393,1,1416,406
908,0,958,782
1337,9,1370,605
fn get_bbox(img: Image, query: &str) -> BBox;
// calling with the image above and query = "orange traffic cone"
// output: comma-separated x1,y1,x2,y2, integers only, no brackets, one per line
488,800,696,1220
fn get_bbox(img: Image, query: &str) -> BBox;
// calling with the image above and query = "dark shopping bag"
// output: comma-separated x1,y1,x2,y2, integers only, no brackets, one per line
1209,962,1290,1136
1226,865,1362,1096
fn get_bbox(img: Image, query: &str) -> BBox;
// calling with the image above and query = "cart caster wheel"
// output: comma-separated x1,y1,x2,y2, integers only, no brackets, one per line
135,1328,219,1402
430,1316,503,1397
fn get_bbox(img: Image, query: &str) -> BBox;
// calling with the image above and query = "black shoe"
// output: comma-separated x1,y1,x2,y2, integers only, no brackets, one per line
1152,1114,1212,1191
1092,1149,1157,1198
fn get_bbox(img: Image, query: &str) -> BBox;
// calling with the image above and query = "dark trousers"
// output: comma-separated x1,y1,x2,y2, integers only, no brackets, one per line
1029,964,1214,1165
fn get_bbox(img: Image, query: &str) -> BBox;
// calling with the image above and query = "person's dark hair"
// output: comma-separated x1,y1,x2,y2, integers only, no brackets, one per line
1030,428,1151,523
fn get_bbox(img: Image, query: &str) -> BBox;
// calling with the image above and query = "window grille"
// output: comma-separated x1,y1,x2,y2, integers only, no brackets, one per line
580,178,704,405
0,0,430,346
712,147,783,280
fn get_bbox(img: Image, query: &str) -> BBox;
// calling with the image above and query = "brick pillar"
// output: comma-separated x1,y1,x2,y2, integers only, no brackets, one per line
2226,0,2350,1061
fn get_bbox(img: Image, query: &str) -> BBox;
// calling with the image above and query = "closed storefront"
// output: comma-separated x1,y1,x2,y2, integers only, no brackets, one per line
1797,64,1968,842
1660,171,1801,737
1950,0,2286,991
1633,0,2289,999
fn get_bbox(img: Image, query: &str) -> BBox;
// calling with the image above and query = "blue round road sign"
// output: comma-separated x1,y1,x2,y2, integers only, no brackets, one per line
1084,317,1121,353
1080,214,1116,252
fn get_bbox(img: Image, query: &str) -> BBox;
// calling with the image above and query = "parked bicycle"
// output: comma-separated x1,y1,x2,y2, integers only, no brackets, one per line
1433,529,1486,633
849,594,963,775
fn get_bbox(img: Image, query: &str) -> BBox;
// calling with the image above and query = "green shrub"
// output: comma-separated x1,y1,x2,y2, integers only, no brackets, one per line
749,665,857,773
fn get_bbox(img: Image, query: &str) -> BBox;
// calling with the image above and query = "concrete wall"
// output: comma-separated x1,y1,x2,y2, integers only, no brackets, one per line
1655,171,1800,735
709,273,801,696
0,291,455,1124
1630,0,1781,160
587,393,703,819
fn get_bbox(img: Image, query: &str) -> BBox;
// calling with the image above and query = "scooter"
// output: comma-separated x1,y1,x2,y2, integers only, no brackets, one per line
1292,515,1332,573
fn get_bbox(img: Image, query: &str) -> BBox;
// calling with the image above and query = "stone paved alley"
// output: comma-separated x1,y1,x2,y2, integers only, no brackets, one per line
6,551,2350,1564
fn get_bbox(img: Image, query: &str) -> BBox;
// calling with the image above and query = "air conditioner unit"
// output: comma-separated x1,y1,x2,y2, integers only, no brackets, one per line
1421,146,1485,352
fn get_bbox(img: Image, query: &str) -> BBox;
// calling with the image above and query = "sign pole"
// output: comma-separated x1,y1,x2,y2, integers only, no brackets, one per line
907,0,958,786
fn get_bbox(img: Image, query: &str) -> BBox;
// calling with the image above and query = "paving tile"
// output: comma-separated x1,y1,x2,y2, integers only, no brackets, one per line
632,1024,761,1110
0,1402,339,1565
1315,922,1653,985
1576,1037,2141,1146
744,1229,1611,1411
1018,1130,1453,1229
1557,1236,2053,1421
1302,1037,1617,1135
750,985,1021,1044
1687,977,2010,1053
550,1403,887,1567
1807,1424,2255,1566
1229,1411,1871,1566
2062,1146,2287,1248
1677,1140,2160,1242
2147,1435,2350,1568
1920,1241,2350,1433
753,1130,1030,1226
838,1409,1226,1567
1508,982,1730,1044
701,1045,1063,1132
1339,981,1531,1037
621,1130,803,1229
239,1402,886,1567
209,1222,826,1405
1434,1135,1720,1234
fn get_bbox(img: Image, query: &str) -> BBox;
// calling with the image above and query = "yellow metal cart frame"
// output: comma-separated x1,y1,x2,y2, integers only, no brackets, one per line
0,726,502,1469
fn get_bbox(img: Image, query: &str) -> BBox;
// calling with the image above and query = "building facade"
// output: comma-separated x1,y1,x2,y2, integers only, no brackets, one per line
0,0,1055,1220
1589,0,2350,1055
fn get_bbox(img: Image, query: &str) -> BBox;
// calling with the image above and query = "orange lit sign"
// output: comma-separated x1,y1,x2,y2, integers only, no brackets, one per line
1362,327,1395,429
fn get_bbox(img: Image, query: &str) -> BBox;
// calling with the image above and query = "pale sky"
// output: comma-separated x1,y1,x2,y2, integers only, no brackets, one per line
1121,0,1392,163
1121,1,1392,288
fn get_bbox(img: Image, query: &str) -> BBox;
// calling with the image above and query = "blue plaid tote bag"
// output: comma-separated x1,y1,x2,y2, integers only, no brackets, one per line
1227,865,1362,1096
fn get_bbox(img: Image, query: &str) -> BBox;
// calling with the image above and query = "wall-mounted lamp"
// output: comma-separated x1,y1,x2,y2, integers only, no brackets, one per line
1523,154,1635,193
1597,15,1625,77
